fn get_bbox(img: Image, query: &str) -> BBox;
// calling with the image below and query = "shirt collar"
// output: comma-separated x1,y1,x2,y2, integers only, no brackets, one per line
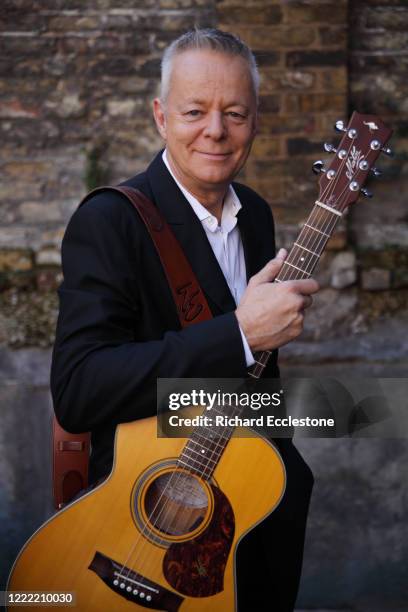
162,149,242,234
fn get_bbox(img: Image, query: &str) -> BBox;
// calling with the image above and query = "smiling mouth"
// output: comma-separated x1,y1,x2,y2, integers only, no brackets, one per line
197,151,231,158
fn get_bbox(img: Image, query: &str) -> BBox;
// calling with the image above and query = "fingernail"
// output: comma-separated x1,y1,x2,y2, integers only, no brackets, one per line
277,248,286,258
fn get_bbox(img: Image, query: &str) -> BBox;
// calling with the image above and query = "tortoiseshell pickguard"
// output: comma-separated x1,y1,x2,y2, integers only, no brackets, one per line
162,485,235,597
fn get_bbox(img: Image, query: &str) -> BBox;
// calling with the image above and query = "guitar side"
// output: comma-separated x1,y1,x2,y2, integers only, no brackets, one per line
8,415,285,611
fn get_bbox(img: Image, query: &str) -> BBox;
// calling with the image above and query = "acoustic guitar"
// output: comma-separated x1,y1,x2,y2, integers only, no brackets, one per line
7,112,392,611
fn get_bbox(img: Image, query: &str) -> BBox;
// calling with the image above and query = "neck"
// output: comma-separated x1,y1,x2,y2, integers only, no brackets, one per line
166,151,227,223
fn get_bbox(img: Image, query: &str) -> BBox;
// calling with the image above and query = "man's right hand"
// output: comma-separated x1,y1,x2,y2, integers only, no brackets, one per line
235,249,320,352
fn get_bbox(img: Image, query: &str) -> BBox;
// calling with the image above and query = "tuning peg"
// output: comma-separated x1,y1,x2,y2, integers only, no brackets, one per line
312,160,325,175
370,166,382,177
324,142,337,153
360,187,373,198
334,120,347,133
381,146,393,157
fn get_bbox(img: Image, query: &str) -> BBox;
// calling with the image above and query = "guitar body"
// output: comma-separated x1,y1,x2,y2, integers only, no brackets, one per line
8,415,285,611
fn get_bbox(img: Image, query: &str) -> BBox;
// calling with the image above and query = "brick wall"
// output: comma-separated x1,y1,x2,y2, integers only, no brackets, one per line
0,0,407,372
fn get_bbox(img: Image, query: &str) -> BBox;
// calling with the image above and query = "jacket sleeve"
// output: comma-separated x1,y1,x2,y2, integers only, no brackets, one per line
50,192,248,433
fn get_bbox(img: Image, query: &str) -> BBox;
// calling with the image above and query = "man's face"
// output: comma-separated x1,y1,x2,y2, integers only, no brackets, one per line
153,49,258,196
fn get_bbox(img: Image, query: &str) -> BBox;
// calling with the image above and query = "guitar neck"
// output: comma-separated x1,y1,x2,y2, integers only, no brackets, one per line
249,200,343,379
176,110,393,483
176,201,344,479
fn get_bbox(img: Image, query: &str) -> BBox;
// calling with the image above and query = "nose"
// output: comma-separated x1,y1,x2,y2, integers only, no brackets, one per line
203,111,227,140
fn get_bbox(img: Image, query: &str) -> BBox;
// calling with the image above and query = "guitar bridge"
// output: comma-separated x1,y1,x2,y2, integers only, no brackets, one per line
89,551,184,611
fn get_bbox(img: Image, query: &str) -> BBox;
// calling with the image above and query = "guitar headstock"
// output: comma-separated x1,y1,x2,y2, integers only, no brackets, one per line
312,111,393,213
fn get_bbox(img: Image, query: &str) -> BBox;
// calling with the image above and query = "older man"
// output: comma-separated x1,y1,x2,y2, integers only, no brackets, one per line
51,28,317,611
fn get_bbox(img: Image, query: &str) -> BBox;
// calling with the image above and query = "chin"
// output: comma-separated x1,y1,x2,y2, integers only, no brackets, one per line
194,167,233,186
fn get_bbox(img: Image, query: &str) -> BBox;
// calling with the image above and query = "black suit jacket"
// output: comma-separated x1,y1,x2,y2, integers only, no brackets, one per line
50,152,314,610
50,151,280,482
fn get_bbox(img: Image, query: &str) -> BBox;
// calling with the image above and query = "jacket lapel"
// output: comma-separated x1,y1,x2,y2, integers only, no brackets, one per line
146,152,237,314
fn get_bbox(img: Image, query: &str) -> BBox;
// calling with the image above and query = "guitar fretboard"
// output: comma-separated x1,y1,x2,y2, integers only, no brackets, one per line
249,200,343,379
176,200,343,480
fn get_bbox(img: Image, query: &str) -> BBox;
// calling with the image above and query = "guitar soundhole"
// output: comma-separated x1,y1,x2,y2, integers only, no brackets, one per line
144,471,209,537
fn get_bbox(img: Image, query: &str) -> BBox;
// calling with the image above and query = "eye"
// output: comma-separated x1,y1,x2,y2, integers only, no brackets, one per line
185,109,202,117
227,111,246,120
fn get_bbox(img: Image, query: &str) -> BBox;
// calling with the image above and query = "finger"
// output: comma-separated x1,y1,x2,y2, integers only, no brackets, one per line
249,249,287,286
302,295,313,310
286,278,320,295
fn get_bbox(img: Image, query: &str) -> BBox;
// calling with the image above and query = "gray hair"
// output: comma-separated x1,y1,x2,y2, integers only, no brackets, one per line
160,28,260,102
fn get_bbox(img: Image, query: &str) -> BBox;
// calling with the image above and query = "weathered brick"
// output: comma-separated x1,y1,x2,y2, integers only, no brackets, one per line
107,99,141,117
19,202,62,223
281,26,316,47
361,268,392,290
287,50,347,68
365,6,408,30
47,16,101,31
36,269,62,292
251,137,282,158
218,6,282,25
254,51,281,67
0,249,33,273
353,30,408,52
287,137,324,157
318,67,348,92
284,3,347,25
222,25,281,49
36,248,61,266
0,99,39,119
257,113,316,135
285,92,345,114
0,180,43,202
245,178,285,203
319,26,348,47
258,94,281,113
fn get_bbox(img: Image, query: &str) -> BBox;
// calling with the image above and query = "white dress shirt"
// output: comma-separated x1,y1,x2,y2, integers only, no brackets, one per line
162,149,255,367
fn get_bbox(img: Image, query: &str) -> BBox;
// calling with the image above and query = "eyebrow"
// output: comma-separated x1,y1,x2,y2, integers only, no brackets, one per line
182,98,250,110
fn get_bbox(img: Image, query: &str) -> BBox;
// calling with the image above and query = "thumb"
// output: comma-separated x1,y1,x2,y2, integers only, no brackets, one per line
250,249,287,286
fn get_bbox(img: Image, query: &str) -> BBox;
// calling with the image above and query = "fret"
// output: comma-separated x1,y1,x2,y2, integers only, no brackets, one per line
304,223,330,237
282,260,310,275
190,428,231,449
187,436,224,452
211,404,241,419
186,438,225,459
293,242,320,257
190,432,230,450
179,189,345,479
182,447,218,465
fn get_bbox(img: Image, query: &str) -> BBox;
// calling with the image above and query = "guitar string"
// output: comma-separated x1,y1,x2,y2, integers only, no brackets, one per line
117,132,359,578
279,134,356,279
116,172,348,584
116,404,241,588
248,134,359,375
116,131,370,586
253,136,375,378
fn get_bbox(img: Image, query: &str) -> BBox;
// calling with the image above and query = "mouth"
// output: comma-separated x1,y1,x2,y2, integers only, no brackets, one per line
196,151,232,159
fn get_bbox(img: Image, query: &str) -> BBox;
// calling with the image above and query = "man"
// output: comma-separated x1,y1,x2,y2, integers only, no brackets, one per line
51,28,318,611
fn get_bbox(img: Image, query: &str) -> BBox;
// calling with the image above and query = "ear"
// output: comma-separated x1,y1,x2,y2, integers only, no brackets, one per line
153,98,167,140
252,109,259,138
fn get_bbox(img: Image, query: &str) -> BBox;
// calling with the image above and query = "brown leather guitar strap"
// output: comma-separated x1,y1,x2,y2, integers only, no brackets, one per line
53,186,213,509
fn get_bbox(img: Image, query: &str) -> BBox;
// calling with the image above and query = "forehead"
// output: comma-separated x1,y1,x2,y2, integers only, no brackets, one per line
168,49,256,105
